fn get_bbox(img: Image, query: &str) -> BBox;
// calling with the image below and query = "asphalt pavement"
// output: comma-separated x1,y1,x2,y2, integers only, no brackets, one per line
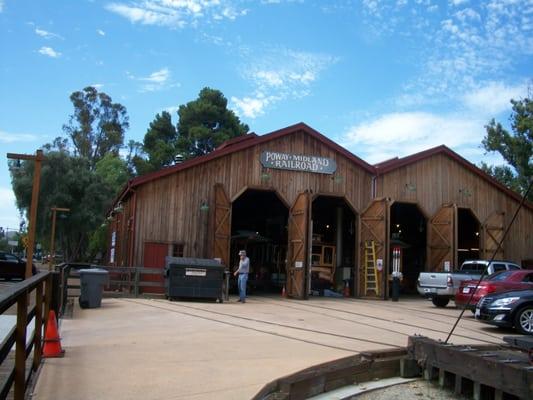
31,295,509,400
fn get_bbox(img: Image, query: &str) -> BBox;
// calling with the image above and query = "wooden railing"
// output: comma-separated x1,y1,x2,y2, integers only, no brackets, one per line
0,272,51,400
57,265,165,314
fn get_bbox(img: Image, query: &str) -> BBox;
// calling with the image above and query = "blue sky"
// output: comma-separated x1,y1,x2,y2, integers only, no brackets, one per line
0,0,532,230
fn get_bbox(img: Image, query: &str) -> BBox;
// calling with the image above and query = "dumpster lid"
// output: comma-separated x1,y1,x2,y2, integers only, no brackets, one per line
165,256,224,268
79,268,109,274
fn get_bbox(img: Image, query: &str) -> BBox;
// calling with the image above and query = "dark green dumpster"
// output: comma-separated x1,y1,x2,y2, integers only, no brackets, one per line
164,257,224,302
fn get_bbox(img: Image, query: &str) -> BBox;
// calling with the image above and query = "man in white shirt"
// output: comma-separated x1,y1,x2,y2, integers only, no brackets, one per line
234,250,250,303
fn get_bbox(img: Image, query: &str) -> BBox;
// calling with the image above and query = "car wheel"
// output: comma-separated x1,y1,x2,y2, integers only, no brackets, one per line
431,297,449,307
514,307,533,335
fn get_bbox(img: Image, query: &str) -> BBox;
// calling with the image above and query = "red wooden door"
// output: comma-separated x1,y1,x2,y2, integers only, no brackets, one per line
142,242,168,294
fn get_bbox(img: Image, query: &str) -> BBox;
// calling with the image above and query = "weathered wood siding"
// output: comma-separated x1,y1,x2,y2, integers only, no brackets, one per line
376,153,533,263
130,130,373,266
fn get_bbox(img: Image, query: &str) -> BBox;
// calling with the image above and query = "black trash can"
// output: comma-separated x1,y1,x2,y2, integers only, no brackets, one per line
164,257,224,302
79,268,109,309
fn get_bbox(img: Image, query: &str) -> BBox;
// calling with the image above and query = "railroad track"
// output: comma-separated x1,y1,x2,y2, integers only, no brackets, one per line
123,298,403,352
123,298,502,353
252,296,503,343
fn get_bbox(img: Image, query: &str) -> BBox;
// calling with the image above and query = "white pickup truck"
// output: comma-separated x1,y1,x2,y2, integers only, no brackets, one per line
417,260,521,307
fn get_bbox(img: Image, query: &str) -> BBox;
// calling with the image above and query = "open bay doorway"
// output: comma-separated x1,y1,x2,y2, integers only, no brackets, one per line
230,189,288,294
310,196,356,297
457,208,481,266
389,202,427,294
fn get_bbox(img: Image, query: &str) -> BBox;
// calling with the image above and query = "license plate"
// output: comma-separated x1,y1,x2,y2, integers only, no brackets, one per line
475,308,480,318
462,287,470,294
424,288,436,293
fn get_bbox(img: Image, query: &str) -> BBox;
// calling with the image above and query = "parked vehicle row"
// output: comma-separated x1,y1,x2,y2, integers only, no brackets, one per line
417,260,521,307
416,259,533,335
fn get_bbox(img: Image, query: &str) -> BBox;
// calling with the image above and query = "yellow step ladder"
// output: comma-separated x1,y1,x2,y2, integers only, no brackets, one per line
364,240,379,296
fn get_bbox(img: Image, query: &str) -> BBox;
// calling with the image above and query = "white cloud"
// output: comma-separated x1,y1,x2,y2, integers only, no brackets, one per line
0,130,38,143
97,29,106,36
38,46,61,58
0,187,21,230
362,1,532,106
35,28,63,40
462,81,527,115
106,0,246,28
232,48,337,118
231,94,278,119
0,1,4,12
128,67,178,92
343,111,484,164
91,83,104,89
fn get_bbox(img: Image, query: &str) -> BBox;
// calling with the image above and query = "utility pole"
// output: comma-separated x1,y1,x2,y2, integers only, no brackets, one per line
7,150,45,279
49,207,70,271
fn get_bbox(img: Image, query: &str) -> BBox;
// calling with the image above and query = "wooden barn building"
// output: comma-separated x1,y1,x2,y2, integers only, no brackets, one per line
107,123,533,299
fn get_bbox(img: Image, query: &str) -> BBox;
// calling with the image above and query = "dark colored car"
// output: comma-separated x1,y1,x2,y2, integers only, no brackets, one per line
455,270,533,310
475,289,533,335
0,251,38,280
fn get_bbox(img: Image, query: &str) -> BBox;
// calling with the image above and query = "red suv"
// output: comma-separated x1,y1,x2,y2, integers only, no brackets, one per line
455,270,533,311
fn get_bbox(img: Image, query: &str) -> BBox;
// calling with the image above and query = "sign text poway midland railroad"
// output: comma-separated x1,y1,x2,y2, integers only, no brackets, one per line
261,151,337,174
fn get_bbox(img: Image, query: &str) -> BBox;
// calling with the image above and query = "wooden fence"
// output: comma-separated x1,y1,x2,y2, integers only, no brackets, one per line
0,272,52,400
58,265,166,314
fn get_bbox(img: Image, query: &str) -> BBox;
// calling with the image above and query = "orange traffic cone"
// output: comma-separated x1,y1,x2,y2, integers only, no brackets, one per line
43,310,65,358
281,285,287,298
343,281,350,297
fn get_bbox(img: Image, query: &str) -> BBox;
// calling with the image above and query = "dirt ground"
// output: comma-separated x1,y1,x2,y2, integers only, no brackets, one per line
355,380,469,400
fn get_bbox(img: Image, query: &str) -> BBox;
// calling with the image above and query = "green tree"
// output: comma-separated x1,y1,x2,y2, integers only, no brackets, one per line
63,86,129,169
482,97,533,199
95,153,130,194
479,162,522,194
176,87,249,159
10,149,115,261
134,111,178,175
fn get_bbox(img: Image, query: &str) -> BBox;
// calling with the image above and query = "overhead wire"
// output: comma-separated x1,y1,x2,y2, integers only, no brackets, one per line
445,178,533,343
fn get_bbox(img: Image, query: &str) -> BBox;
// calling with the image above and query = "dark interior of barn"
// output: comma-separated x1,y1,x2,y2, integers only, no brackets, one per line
389,202,427,294
457,208,480,266
230,190,288,293
311,196,356,295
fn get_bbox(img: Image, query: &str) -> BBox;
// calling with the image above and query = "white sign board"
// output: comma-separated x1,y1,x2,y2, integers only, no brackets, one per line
376,259,383,271
444,261,451,272
261,151,337,174
186,268,207,277
295,261,303,268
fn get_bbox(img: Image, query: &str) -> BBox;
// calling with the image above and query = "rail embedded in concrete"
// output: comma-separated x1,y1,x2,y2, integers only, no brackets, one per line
0,271,52,400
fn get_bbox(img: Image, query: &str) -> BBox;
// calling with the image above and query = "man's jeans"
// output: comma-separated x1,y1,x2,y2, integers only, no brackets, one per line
238,273,248,301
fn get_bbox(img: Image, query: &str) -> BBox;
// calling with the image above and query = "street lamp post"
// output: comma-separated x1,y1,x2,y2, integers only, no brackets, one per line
7,150,45,279
49,207,70,271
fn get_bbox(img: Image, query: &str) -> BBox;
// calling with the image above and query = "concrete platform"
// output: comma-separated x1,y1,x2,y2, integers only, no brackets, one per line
31,296,509,400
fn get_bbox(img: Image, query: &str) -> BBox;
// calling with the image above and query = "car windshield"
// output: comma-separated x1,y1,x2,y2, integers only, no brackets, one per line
487,271,512,281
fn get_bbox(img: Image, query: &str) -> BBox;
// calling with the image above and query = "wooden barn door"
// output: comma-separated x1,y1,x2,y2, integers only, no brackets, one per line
142,242,168,294
359,199,389,298
213,184,231,268
483,211,505,260
287,192,310,299
428,204,456,271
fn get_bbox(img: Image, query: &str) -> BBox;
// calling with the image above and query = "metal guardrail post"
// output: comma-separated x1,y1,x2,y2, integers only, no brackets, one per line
134,268,140,297
14,290,28,400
